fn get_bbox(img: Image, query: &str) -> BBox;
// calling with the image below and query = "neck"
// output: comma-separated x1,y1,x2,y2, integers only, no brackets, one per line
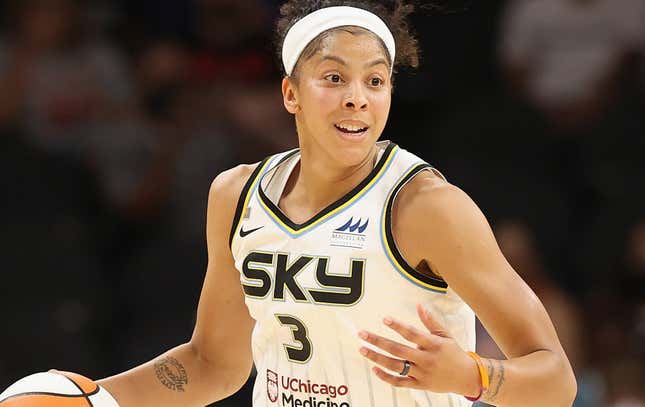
284,144,378,216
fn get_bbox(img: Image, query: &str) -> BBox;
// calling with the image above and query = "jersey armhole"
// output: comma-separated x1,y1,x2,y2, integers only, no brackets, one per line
228,157,272,249
382,163,449,293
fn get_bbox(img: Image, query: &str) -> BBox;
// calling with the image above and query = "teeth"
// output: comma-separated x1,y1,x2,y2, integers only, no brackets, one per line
336,124,367,132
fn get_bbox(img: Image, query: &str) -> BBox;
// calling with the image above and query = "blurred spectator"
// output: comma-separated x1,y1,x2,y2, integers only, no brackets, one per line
218,81,297,161
188,0,276,84
0,126,108,384
605,358,645,406
84,40,241,372
495,220,584,369
476,220,598,406
606,362,645,407
500,0,645,131
0,0,133,157
498,0,645,296
86,41,192,220
476,220,585,364
576,218,645,407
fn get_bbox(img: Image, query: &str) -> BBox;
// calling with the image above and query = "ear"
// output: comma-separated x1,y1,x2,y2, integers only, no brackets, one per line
282,77,300,114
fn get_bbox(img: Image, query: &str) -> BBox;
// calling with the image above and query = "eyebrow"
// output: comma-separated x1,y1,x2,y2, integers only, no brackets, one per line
364,58,389,69
320,55,348,66
320,55,389,70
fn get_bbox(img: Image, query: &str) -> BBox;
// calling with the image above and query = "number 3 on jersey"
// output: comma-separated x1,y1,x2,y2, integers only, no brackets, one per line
276,314,312,363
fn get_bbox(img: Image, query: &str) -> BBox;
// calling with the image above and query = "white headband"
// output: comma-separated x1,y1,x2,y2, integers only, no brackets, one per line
282,6,396,77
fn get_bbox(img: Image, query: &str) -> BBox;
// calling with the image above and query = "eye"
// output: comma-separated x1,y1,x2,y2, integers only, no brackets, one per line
325,74,342,83
370,77,384,87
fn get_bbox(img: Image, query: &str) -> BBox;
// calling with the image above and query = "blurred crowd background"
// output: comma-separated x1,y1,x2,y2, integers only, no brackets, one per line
0,0,644,406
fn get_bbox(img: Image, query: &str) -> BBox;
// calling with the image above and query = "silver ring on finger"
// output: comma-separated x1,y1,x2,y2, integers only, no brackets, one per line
399,360,411,376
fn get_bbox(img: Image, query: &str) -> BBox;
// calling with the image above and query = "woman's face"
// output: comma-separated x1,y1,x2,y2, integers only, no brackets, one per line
282,28,392,166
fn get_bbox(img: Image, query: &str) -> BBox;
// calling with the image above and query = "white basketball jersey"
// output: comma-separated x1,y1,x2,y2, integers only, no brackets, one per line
230,141,476,407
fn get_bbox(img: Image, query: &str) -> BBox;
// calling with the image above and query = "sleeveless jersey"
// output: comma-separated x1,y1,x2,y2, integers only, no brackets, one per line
230,141,476,407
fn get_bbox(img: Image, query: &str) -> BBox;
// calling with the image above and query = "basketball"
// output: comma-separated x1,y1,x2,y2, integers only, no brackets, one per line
0,371,119,407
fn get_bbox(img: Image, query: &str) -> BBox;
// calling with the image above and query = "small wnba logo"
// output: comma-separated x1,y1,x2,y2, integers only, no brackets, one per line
267,369,279,403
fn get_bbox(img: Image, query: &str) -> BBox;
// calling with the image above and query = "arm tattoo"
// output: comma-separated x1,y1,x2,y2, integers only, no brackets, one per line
487,360,505,401
154,356,189,392
485,358,495,392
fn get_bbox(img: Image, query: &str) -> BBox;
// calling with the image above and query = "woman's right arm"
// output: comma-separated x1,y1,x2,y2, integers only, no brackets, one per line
97,163,259,407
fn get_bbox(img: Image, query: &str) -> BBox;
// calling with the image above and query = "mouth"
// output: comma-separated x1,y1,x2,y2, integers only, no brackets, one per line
334,120,370,136
334,124,369,134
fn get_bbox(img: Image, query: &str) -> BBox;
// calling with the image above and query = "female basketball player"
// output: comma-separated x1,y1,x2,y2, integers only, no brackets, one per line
62,1,576,406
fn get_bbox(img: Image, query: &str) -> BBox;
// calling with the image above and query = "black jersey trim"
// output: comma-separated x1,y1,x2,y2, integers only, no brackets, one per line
258,142,398,234
228,156,272,248
384,163,448,291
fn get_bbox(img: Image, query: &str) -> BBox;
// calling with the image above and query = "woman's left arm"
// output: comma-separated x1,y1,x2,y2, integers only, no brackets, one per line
360,177,577,407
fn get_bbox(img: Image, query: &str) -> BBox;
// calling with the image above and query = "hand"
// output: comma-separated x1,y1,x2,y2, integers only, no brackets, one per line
358,304,481,397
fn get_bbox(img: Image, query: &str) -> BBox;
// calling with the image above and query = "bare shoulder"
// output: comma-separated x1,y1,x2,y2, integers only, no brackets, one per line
207,162,262,243
209,163,261,207
392,169,493,264
395,170,479,222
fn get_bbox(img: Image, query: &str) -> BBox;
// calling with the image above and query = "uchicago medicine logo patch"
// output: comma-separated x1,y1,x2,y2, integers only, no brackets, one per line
266,369,351,406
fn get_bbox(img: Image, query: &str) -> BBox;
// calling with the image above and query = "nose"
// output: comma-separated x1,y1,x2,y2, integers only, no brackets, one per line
343,82,368,111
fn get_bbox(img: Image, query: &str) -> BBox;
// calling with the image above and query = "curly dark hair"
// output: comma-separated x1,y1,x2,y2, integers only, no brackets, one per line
275,0,420,81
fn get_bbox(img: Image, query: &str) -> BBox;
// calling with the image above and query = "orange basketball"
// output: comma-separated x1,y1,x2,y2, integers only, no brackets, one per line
0,371,119,406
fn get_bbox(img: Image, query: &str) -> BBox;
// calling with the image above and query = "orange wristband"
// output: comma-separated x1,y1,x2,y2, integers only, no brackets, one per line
465,351,489,401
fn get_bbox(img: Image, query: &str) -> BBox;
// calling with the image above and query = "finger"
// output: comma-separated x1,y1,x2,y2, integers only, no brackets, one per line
359,347,418,377
383,316,434,348
417,304,448,337
359,331,419,360
372,366,422,389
